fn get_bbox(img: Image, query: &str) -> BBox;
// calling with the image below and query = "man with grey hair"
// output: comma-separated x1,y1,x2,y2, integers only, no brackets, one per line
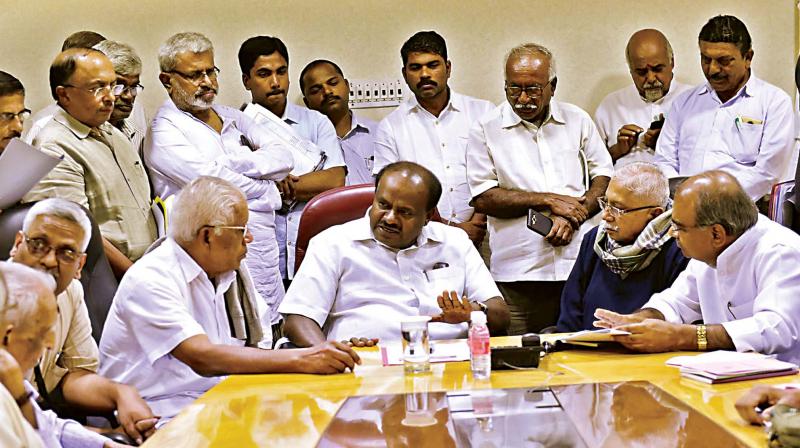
596,170,800,363
24,48,157,279
99,176,360,422
146,32,294,341
556,162,689,331
93,40,148,155
594,29,691,166
8,198,157,444
467,43,613,334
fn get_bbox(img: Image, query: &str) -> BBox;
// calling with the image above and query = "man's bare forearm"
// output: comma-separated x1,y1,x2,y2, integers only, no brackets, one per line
60,370,118,412
102,237,133,279
284,314,327,348
294,167,346,202
472,187,551,219
583,176,610,216
634,308,666,320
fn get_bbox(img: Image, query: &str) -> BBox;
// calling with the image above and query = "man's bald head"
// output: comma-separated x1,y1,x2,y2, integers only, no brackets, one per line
49,48,111,100
375,161,442,212
626,29,675,101
676,170,758,238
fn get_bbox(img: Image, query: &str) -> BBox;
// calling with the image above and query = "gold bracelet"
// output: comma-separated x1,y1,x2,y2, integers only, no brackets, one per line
696,324,707,351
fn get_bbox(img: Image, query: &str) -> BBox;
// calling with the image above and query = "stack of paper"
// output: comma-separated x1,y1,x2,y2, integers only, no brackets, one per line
0,138,62,209
667,351,798,384
380,340,471,366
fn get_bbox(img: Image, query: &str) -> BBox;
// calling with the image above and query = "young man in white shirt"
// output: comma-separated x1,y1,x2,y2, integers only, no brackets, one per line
280,162,509,345
373,31,493,247
655,15,795,203
594,29,691,166
467,43,613,334
596,171,800,364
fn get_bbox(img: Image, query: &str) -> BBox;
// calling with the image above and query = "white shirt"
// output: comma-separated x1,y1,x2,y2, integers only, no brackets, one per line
467,100,614,282
373,91,494,223
594,81,691,166
145,100,293,212
278,215,502,341
340,112,377,185
99,238,248,420
643,216,800,364
24,382,107,448
654,74,795,200
0,385,43,448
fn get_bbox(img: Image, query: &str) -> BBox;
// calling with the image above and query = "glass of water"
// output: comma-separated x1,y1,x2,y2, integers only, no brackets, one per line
401,316,431,374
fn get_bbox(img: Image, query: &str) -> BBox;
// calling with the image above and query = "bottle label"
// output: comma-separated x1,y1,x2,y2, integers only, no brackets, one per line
469,336,490,355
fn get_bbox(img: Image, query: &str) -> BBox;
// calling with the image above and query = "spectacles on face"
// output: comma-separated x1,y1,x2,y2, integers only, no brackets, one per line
505,79,552,99
206,224,248,238
117,84,144,97
0,109,31,123
24,236,82,263
169,67,220,84
598,197,659,218
63,83,125,98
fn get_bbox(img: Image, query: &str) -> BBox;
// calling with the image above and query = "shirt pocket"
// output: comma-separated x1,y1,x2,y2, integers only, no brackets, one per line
424,266,466,298
733,122,763,164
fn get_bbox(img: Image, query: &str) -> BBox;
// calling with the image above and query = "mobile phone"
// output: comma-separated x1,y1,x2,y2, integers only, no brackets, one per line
649,114,665,130
527,209,554,237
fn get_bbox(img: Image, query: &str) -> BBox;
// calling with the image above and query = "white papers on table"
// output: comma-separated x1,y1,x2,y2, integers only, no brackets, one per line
380,340,471,366
0,138,62,209
666,350,798,384
560,328,631,343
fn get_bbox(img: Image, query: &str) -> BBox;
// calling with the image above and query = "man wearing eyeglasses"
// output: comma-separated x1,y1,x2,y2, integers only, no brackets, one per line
595,171,800,363
0,71,29,154
467,43,613,334
93,40,146,157
8,198,157,444
24,48,157,280
556,163,689,332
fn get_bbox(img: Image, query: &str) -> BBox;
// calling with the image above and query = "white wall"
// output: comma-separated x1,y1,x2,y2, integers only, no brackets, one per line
1,0,795,123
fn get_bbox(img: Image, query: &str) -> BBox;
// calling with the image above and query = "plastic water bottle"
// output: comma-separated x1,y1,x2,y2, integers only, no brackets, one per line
469,311,491,380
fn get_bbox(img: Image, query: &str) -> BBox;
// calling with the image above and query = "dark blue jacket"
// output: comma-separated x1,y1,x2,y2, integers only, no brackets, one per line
556,226,690,332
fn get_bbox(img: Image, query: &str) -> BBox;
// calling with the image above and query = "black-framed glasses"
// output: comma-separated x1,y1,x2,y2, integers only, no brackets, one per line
505,79,552,98
24,236,83,263
117,84,144,97
168,66,220,84
0,109,31,123
63,83,125,98
598,197,659,218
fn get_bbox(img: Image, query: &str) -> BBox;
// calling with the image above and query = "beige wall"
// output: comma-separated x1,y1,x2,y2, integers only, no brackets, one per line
1,0,795,123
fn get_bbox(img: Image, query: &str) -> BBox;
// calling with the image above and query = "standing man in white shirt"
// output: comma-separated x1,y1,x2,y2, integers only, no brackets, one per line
373,31,493,248
595,171,800,364
238,36,346,284
595,29,691,166
145,32,294,340
467,43,614,334
655,15,795,203
300,59,376,185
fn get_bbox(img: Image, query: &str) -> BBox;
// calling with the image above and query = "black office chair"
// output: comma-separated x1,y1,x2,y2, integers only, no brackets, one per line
0,201,118,343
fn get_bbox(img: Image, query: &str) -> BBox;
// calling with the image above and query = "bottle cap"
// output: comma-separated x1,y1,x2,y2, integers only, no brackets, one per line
471,311,487,325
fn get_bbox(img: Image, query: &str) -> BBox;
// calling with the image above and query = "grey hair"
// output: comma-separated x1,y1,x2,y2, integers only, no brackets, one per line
688,171,758,237
158,32,213,72
168,176,246,244
93,40,142,77
23,199,92,251
505,43,557,81
0,262,56,331
612,162,670,208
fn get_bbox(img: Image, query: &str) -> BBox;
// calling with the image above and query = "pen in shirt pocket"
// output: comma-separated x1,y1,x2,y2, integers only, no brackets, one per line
423,262,449,281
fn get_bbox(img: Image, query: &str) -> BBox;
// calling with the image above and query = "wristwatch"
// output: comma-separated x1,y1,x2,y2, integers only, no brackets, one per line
476,301,488,313
696,324,708,351
15,390,33,406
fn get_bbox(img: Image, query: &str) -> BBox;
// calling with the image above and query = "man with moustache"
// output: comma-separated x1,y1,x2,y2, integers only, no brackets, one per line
238,36,346,284
0,71,29,153
655,15,795,203
24,48,157,279
595,29,691,166
467,43,613,334
300,59,376,185
373,31,493,247
8,198,157,444
146,32,294,342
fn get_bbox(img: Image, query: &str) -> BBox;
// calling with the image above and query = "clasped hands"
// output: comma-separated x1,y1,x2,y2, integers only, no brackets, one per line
543,193,589,246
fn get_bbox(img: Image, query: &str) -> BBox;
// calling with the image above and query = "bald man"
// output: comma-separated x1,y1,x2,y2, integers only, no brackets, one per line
24,48,156,278
594,170,800,363
595,29,691,166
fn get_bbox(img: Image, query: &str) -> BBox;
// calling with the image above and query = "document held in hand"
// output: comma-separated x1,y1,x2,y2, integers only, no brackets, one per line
0,138,62,209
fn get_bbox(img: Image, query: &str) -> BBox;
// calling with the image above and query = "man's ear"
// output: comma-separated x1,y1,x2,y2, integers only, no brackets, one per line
158,72,171,90
425,209,435,224
649,207,665,219
241,72,251,90
709,223,729,247
2,324,13,347
55,86,69,105
550,77,558,93
9,231,23,259
75,253,87,280
445,60,452,79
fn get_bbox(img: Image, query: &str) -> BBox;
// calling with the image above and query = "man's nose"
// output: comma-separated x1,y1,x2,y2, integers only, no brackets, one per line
41,247,58,268
269,73,281,88
9,115,23,133
383,209,398,224
323,84,336,96
707,60,721,76
645,70,658,84
602,208,614,222
244,229,254,244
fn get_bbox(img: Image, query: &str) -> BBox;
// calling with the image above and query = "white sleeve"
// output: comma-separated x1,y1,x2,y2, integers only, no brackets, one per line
278,233,340,327
372,118,400,174
466,120,499,199
654,100,682,179
641,260,704,324
463,236,503,302
580,112,614,179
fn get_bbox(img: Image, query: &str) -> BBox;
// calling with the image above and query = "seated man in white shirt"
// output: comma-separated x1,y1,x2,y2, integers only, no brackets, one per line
0,262,125,448
280,162,509,346
595,171,800,364
99,176,361,422
594,29,691,166
654,15,795,203
0,71,28,154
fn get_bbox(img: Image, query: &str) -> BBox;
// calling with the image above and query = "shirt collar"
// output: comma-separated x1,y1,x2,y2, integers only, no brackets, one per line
405,89,461,116
282,102,300,125
163,99,235,133
53,106,113,140
351,211,446,248
500,99,564,129
715,214,766,269
342,112,371,139
700,70,760,103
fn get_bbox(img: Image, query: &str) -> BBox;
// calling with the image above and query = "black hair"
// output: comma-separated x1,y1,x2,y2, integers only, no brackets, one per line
299,59,344,93
238,36,289,75
0,71,24,97
698,15,751,56
375,161,442,212
61,31,106,51
400,31,447,66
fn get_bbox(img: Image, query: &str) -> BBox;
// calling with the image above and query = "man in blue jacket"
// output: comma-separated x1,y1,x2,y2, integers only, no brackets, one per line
557,162,688,331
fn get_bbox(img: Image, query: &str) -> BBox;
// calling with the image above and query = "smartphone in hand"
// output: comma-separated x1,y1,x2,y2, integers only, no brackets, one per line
527,209,554,237
649,114,665,130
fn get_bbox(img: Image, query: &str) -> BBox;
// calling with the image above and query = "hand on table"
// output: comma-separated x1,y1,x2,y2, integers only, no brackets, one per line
341,337,379,347
431,291,472,324
611,319,686,353
294,341,361,374
735,385,800,425
592,308,647,329
114,384,159,444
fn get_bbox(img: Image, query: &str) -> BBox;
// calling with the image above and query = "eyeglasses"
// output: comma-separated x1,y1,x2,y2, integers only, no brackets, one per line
0,109,31,123
598,197,659,218
505,79,552,98
168,66,220,84
117,84,144,97
206,224,248,238
63,83,125,98
24,236,83,263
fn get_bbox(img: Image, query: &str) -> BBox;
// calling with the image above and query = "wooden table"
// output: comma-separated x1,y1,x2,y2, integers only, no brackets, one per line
143,336,790,447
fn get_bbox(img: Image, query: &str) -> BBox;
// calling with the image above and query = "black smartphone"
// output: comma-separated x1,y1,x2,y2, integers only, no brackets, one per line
650,115,665,130
527,209,554,237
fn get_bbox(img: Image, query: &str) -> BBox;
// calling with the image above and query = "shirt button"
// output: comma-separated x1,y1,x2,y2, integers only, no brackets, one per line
449,187,454,192
451,213,456,218
441,142,446,148
434,120,439,125
288,217,293,221
445,165,450,169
